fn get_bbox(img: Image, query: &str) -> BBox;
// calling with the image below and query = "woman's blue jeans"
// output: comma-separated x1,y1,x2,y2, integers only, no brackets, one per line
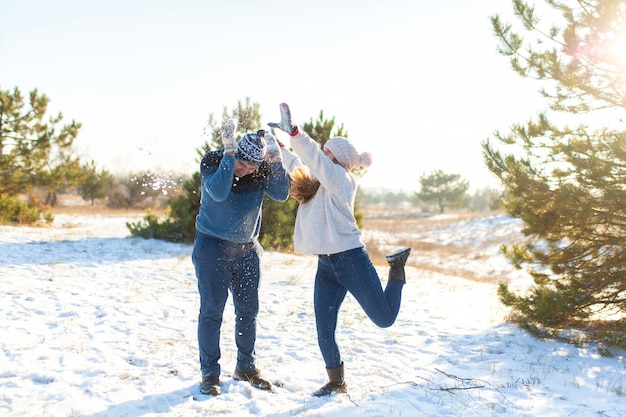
314,247,404,368
192,232,263,378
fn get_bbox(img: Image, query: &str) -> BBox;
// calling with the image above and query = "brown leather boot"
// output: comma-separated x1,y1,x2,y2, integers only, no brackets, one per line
313,362,347,396
233,368,272,391
200,375,220,395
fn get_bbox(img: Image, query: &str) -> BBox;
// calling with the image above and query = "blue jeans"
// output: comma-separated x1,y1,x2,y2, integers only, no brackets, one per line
314,247,404,368
192,232,263,378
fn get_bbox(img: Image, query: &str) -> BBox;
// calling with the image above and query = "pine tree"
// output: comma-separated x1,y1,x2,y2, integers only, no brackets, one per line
417,169,469,213
0,86,82,222
77,160,114,205
483,0,626,335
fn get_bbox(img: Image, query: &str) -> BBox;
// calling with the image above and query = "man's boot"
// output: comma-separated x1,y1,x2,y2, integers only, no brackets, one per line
312,362,347,397
233,368,273,391
200,375,220,395
386,247,411,284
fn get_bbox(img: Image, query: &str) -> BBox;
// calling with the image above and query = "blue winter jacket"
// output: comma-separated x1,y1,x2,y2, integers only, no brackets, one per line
195,150,290,243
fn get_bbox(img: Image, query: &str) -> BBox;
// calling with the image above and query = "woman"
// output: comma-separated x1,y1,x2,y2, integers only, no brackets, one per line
269,104,411,396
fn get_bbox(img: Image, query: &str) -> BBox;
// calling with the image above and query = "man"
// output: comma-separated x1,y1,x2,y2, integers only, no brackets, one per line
192,119,289,395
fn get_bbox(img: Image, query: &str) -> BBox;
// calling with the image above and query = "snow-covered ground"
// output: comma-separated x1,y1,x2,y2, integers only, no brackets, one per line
1,213,626,417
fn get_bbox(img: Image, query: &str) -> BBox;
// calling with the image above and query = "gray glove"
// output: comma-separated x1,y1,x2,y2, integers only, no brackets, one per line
264,132,282,163
222,119,237,154
268,103,298,136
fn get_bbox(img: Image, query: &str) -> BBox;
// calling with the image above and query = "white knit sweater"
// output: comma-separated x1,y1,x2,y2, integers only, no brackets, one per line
281,129,364,255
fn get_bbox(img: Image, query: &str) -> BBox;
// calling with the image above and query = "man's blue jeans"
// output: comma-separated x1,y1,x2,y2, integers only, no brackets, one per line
192,232,263,378
314,247,403,368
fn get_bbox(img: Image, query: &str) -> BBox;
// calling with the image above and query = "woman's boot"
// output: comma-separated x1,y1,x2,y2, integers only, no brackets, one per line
312,362,347,396
386,247,411,284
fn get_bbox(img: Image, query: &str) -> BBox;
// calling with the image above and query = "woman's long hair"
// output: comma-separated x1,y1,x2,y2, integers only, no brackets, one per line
289,166,320,204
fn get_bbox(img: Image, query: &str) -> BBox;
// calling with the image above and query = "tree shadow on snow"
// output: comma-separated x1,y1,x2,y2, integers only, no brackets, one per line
79,384,199,417
0,237,191,266
77,381,326,417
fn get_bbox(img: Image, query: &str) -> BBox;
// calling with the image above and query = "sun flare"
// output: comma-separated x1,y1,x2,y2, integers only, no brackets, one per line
607,30,626,67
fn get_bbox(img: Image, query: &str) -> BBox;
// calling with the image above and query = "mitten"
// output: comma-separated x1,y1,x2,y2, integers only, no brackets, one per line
222,119,237,154
264,132,282,163
268,103,298,136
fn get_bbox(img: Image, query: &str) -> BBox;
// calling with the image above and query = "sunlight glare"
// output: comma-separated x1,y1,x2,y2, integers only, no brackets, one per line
608,30,626,68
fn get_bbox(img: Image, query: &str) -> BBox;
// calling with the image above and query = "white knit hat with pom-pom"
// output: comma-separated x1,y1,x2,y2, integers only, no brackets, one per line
323,137,372,172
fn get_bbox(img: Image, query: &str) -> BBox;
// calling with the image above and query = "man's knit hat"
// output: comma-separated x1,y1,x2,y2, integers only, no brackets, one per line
323,137,373,171
236,132,267,165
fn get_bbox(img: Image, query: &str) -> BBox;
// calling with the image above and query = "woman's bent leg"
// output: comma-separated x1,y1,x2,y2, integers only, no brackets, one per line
337,248,403,328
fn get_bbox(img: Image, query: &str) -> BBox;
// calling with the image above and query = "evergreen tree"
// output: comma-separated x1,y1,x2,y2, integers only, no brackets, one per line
417,169,469,213
466,187,503,212
483,0,626,335
77,160,114,205
0,86,82,222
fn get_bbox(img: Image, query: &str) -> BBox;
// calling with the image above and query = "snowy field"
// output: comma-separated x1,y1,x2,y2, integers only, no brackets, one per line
1,212,626,417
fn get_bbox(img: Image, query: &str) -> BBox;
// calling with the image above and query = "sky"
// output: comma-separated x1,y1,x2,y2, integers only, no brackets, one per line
0,0,547,192
3,211,626,416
